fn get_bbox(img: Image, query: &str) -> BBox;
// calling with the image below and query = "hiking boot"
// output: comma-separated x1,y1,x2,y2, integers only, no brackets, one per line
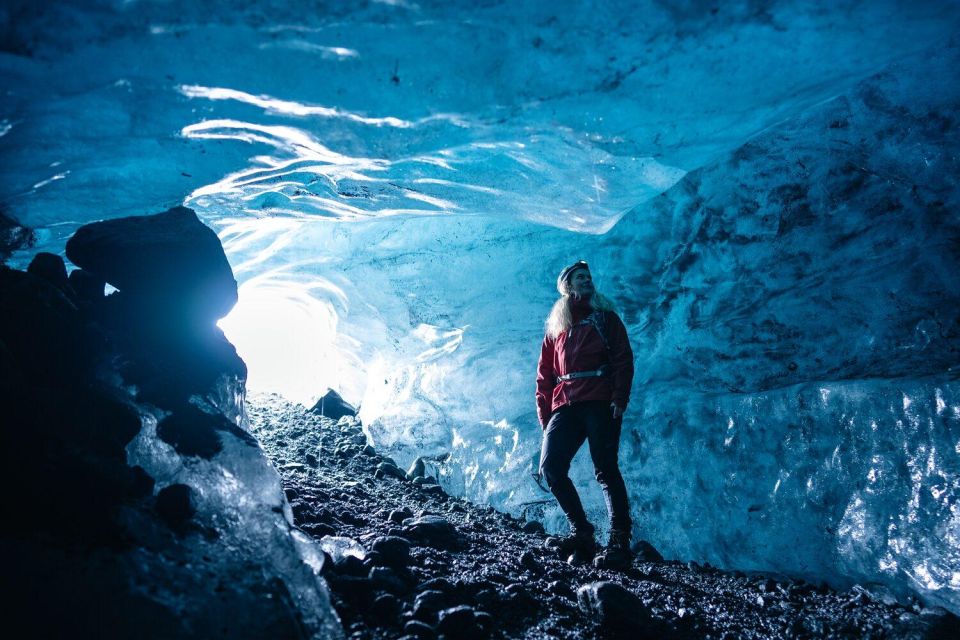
593,530,633,570
544,526,596,559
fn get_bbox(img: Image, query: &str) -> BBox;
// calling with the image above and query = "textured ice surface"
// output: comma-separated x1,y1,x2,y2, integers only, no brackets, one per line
2,0,959,614
125,401,343,639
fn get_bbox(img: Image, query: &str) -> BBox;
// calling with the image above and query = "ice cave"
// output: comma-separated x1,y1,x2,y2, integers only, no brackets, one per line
1,1,958,638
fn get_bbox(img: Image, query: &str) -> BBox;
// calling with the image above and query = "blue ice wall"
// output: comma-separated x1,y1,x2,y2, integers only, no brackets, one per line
599,48,960,609
2,0,959,613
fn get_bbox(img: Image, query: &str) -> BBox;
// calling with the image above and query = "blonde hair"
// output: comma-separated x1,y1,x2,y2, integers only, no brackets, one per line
545,290,615,340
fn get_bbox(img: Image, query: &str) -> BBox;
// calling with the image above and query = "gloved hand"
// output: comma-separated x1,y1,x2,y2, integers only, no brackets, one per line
610,403,623,419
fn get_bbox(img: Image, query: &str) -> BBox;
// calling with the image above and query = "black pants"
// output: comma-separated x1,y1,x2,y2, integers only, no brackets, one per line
539,400,632,534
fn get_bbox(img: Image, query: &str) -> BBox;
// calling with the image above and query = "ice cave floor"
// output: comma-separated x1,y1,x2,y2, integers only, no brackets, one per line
250,395,956,640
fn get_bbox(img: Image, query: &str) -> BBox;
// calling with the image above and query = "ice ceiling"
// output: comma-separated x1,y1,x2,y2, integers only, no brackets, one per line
2,0,959,613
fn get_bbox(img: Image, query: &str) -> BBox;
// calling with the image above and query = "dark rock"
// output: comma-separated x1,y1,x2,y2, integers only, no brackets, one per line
413,589,449,621
326,574,374,604
0,266,95,385
436,605,479,638
505,583,534,605
27,252,71,296
308,388,357,420
155,483,196,529
401,515,459,548
371,535,412,567
65,205,237,324
378,461,408,481
156,406,223,458
418,577,456,593
632,540,664,563
473,588,498,609
548,580,575,600
520,550,541,573
577,581,673,639
474,611,493,633
369,566,411,595
68,268,106,304
403,620,436,639
371,593,401,623
333,555,368,578
419,484,444,495
521,520,546,535
407,457,426,480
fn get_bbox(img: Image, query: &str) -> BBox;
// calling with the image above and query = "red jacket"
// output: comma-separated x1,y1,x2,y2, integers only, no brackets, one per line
536,298,634,428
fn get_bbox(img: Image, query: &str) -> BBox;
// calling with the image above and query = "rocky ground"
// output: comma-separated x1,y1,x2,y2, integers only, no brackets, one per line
249,394,955,640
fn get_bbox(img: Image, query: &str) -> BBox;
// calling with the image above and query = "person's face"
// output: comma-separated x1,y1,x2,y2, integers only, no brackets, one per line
568,268,594,297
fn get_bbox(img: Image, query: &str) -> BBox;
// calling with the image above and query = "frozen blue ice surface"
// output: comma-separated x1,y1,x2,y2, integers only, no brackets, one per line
2,0,959,614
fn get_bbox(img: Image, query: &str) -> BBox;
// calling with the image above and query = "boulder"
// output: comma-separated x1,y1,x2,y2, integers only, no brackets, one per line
437,606,481,639
401,515,459,548
65,206,237,324
309,388,357,420
0,266,94,385
633,540,665,563
68,268,106,305
577,581,674,639
27,252,71,297
370,535,412,566
155,483,196,530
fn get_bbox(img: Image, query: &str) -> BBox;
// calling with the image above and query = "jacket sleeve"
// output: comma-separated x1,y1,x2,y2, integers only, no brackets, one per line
607,312,634,410
536,334,556,428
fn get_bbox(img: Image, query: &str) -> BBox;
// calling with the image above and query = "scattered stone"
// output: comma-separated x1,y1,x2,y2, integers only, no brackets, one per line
309,388,357,420
418,578,456,594
378,461,408,481
371,535,412,567
370,593,401,622
632,540,664,563
407,457,426,480
413,589,449,621
155,483,195,529
389,507,414,524
520,550,541,573
68,268,105,304
369,566,410,595
401,515,459,548
156,404,255,459
522,521,546,535
577,582,673,639
437,605,482,639
27,252,71,296
421,485,444,497
403,619,436,639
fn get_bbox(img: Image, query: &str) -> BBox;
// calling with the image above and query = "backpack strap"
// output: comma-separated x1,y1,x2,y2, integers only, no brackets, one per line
584,310,611,353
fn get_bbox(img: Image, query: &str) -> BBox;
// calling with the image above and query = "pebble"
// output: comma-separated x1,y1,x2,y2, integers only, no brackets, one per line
369,566,410,595
389,506,414,524
370,535,412,566
413,589,449,621
437,605,483,639
521,521,546,535
378,461,408,480
401,515,459,548
403,620,436,639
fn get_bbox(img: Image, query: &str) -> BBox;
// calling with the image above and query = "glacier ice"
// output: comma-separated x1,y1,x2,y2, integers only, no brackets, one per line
2,0,959,616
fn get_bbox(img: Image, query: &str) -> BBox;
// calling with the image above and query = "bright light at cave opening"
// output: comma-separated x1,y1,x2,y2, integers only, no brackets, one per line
218,278,341,406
